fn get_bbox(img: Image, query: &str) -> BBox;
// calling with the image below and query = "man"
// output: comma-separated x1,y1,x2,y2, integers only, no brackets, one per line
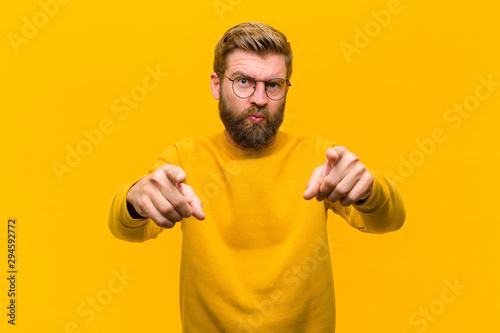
109,22,405,332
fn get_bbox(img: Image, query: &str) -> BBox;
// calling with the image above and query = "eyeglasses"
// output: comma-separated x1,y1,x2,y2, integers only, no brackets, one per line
218,72,291,101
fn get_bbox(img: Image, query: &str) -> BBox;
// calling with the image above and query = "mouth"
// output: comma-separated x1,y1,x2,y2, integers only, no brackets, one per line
247,113,266,124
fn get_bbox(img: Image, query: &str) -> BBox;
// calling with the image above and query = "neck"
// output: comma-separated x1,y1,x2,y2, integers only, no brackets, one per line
224,130,277,152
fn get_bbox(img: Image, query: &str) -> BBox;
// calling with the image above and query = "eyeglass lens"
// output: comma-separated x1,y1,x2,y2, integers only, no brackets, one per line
232,76,288,100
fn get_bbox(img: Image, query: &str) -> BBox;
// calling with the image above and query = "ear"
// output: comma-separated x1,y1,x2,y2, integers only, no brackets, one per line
210,72,220,100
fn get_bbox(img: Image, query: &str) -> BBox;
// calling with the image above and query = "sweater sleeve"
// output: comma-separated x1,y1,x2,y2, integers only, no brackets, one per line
326,170,406,234
108,181,165,242
108,145,181,242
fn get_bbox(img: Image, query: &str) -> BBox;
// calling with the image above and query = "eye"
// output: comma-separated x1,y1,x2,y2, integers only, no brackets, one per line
267,79,285,90
236,77,253,87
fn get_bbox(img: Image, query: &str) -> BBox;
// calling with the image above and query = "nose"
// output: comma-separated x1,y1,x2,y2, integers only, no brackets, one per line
250,81,267,107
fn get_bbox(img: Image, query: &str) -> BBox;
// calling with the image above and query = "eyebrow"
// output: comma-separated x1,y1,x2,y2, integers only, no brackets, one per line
231,70,250,78
230,70,285,80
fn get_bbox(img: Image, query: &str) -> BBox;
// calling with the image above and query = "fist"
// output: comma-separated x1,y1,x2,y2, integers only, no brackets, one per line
303,146,374,206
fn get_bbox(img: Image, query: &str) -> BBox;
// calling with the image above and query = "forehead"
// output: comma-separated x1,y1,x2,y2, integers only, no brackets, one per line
225,49,287,79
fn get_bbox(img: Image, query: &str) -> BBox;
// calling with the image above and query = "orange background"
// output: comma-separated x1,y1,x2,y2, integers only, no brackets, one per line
1,0,499,332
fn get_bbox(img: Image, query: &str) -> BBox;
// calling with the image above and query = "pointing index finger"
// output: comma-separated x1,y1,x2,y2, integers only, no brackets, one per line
165,165,186,184
326,146,345,166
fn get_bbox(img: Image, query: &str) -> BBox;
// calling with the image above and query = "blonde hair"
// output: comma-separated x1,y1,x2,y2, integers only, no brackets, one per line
213,22,293,80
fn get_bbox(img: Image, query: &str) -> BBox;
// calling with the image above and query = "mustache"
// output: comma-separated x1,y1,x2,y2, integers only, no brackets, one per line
241,105,271,120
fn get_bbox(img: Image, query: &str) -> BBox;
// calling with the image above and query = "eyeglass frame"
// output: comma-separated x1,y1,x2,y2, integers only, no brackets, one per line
217,71,291,101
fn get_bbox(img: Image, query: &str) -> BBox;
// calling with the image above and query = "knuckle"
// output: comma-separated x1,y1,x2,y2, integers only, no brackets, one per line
168,165,182,177
182,206,194,218
327,192,340,202
346,192,358,203
367,173,374,183
340,198,353,206
134,206,147,217
162,206,182,222
162,205,175,216
347,154,359,165
336,146,346,154
149,172,163,185
169,215,182,223
161,164,173,172
322,177,335,188
336,187,348,196
171,203,190,219
137,196,149,209
359,174,373,188
335,184,349,196
168,196,184,208
141,186,153,197
157,219,175,228
154,202,166,214
354,164,366,177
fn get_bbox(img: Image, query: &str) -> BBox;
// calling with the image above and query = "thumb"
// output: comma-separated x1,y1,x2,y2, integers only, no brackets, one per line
303,161,328,200
181,184,206,220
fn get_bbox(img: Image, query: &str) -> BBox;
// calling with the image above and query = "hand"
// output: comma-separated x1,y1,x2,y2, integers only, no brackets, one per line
303,146,374,206
126,164,205,228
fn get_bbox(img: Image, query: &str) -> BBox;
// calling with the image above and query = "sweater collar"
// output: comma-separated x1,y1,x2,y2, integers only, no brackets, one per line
215,130,287,159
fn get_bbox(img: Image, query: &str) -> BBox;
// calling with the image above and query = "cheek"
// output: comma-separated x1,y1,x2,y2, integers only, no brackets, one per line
221,81,231,96
269,101,285,114
222,84,237,103
224,90,248,110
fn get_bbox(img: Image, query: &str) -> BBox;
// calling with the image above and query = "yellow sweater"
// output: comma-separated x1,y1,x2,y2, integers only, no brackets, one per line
109,131,405,332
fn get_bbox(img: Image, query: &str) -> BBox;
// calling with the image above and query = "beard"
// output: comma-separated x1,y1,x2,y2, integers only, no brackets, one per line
218,91,285,150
